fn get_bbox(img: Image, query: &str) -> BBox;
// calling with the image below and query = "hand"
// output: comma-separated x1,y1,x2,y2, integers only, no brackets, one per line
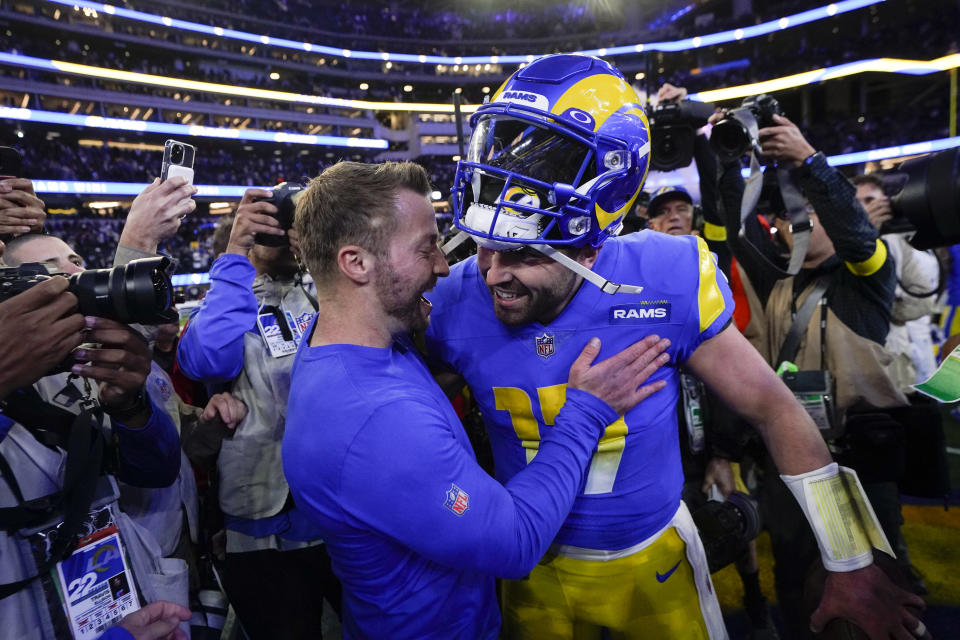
119,177,198,253
811,564,927,639
0,178,46,235
568,335,670,416
758,114,817,168
701,457,735,499
117,600,191,640
71,317,153,414
0,277,84,398
201,392,248,430
864,194,894,230
225,188,285,257
657,83,688,104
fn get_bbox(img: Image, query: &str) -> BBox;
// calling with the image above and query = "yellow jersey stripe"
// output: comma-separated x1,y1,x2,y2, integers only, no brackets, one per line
695,236,725,333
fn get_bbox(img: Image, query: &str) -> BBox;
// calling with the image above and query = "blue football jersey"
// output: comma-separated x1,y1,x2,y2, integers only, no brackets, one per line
425,231,734,550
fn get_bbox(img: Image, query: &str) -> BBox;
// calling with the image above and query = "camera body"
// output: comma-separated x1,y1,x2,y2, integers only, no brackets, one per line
710,93,783,161
254,181,307,247
0,257,177,325
648,100,715,172
690,490,762,573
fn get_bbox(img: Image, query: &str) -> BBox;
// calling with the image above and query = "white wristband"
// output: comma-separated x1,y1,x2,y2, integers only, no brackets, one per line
781,463,892,572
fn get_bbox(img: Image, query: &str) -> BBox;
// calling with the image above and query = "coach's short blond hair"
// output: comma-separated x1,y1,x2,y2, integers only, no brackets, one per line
294,161,431,284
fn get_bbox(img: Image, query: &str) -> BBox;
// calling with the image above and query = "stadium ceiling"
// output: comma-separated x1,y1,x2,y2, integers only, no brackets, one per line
39,0,882,64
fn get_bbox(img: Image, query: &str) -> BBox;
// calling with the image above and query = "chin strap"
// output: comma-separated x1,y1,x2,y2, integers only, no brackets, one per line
441,230,473,256
532,244,644,295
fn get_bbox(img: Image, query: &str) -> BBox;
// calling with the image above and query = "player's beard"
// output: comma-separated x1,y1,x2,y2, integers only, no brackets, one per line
374,260,434,334
489,267,579,326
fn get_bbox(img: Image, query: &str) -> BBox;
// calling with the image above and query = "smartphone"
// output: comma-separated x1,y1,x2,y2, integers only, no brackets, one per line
160,139,196,184
0,146,22,179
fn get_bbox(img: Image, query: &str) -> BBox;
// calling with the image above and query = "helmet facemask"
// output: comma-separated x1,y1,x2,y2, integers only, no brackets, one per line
453,104,640,251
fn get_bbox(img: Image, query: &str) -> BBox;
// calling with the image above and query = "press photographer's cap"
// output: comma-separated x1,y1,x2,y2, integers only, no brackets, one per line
648,185,693,218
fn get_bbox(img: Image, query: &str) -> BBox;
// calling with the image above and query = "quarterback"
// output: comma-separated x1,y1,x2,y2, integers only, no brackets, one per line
426,53,924,639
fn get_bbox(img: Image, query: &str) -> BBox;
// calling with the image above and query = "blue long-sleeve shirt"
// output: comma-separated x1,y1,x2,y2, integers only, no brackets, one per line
283,328,618,640
114,397,181,488
177,253,258,383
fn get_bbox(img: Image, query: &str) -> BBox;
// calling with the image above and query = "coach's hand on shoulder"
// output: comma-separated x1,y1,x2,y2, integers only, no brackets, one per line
0,277,84,398
225,188,285,258
568,335,670,416
0,178,46,236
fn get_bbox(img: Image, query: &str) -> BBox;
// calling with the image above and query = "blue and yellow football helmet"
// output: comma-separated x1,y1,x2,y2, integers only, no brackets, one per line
452,54,651,251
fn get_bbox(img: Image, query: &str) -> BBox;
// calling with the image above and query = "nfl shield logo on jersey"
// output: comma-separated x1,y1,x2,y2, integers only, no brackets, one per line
535,333,555,359
444,484,470,516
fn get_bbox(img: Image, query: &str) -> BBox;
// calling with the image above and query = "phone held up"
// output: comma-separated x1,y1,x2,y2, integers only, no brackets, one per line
160,139,196,185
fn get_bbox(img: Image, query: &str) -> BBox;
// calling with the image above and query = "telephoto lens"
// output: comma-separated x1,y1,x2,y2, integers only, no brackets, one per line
68,256,177,324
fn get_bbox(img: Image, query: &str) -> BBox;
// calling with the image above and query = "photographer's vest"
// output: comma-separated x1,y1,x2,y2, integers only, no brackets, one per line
217,274,318,533
735,263,907,417
0,412,186,639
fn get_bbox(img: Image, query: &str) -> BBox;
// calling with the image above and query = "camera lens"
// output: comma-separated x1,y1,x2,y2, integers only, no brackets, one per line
710,116,753,160
67,257,175,324
171,144,184,164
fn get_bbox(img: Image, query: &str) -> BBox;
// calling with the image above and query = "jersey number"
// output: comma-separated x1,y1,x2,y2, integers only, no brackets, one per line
493,384,626,494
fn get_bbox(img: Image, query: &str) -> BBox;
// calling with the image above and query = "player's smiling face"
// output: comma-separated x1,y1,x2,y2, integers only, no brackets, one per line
476,245,596,326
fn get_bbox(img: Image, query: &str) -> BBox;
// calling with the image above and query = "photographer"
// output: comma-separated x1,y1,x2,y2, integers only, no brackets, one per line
0,242,185,638
715,113,920,639
854,173,939,389
177,188,340,640
653,84,733,276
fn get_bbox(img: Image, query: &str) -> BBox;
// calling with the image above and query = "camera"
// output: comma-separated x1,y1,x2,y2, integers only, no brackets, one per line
690,491,762,573
254,181,307,247
170,143,184,165
648,100,716,172
875,147,960,249
0,257,177,324
710,94,783,161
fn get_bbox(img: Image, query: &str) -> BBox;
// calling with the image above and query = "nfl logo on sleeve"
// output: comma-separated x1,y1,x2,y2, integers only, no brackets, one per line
444,484,470,516
535,333,555,359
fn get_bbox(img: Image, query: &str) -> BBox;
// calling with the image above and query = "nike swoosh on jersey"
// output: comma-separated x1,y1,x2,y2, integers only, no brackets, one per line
655,560,682,583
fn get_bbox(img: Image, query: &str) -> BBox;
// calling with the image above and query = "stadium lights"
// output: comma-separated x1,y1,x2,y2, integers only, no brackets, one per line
41,0,882,65
0,52,476,114
2,50,956,117
29,134,960,198
0,105,390,148
691,54,960,102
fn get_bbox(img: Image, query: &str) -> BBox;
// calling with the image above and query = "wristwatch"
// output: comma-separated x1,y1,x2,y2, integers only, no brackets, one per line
105,388,150,423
